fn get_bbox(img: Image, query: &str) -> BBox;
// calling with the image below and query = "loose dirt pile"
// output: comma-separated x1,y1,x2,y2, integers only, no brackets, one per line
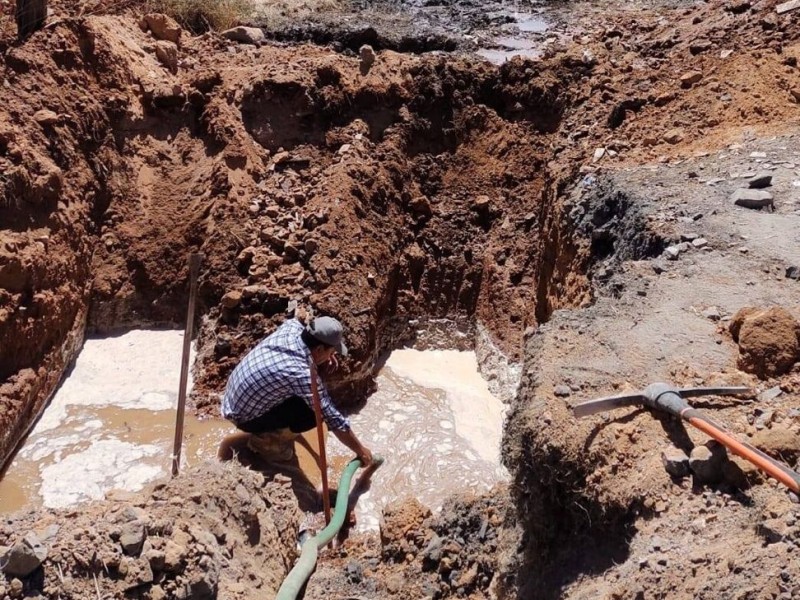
0,462,300,599
2,0,800,598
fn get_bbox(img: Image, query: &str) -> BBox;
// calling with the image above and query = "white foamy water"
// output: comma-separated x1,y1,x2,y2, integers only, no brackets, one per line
0,330,230,514
327,349,509,531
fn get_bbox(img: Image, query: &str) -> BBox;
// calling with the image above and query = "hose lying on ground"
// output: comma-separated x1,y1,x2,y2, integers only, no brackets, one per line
276,456,384,600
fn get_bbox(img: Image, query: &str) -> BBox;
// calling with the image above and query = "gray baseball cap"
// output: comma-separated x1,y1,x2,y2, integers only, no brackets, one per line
306,316,348,356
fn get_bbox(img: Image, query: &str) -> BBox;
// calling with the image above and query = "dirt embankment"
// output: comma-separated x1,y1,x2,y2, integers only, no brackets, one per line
0,6,595,469
2,0,800,598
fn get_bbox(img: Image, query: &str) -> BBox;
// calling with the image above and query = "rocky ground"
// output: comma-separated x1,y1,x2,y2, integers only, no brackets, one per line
2,0,800,598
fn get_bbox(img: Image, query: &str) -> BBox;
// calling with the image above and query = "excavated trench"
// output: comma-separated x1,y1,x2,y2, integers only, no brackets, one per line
0,15,669,599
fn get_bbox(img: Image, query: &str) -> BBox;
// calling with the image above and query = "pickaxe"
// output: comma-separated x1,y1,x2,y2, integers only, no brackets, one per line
573,382,800,494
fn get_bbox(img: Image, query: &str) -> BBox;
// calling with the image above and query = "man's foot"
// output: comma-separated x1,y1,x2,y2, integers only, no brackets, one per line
247,431,296,462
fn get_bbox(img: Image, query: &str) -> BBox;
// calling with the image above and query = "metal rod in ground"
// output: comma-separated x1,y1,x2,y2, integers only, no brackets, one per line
309,359,332,525
171,253,202,477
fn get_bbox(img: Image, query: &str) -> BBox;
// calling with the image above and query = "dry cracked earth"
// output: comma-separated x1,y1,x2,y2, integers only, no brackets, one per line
1,0,800,598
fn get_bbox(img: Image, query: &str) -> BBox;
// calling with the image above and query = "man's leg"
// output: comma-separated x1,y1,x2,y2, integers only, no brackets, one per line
238,397,316,460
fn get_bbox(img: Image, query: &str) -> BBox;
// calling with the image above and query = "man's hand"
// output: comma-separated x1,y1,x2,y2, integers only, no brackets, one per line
332,429,374,468
357,447,374,467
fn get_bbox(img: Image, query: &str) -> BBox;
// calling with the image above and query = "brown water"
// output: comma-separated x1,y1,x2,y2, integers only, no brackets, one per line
0,334,508,533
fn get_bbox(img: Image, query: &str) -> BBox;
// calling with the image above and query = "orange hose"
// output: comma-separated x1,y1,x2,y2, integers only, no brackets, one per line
688,416,800,493
309,360,332,524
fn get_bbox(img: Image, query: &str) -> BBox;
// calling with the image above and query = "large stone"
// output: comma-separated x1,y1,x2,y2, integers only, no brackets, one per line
1,533,47,577
142,13,182,45
751,427,800,463
120,520,146,556
221,26,265,45
680,71,703,88
33,109,59,126
777,0,800,15
163,540,187,572
154,41,179,74
661,446,690,477
732,188,774,210
748,172,773,189
220,290,242,309
689,441,728,484
732,307,800,378
663,128,684,144
409,195,432,217
119,556,154,590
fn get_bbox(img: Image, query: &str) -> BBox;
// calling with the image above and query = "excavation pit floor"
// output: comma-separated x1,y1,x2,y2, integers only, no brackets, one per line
0,331,508,533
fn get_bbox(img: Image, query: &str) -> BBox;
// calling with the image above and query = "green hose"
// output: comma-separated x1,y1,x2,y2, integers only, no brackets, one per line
275,457,384,599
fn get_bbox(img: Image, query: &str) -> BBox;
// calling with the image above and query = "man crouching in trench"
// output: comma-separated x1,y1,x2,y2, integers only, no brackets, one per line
221,312,373,467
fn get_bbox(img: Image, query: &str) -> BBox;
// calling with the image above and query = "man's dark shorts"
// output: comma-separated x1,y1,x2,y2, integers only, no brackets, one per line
236,396,316,434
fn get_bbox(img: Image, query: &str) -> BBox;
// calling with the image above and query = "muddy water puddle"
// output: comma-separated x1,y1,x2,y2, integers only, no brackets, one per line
0,330,230,514
1,333,508,535
326,349,509,531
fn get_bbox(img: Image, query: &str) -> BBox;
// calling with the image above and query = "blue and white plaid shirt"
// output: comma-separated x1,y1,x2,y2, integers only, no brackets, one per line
221,319,350,431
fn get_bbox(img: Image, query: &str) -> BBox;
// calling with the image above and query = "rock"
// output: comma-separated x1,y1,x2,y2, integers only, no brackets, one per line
2,533,47,577
150,585,167,600
185,569,217,599
791,89,800,103
593,147,606,161
456,563,479,588
759,386,783,402
689,441,728,484
304,238,318,255
748,172,773,188
33,109,59,125
9,579,23,597
680,232,699,242
732,188,774,210
732,306,800,378
680,71,703,88
154,41,178,74
163,540,186,572
554,385,571,397
221,26,265,45
472,195,491,211
120,556,154,590
359,44,376,71
664,245,681,260
346,560,364,583
776,0,800,15
142,13,182,45
422,535,443,571
702,306,721,321
120,520,146,556
409,195,432,217
661,446,690,477
786,266,800,280
751,427,800,462
690,39,712,54
759,518,789,544
145,548,166,572
663,129,684,144
692,237,709,249
220,291,242,309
